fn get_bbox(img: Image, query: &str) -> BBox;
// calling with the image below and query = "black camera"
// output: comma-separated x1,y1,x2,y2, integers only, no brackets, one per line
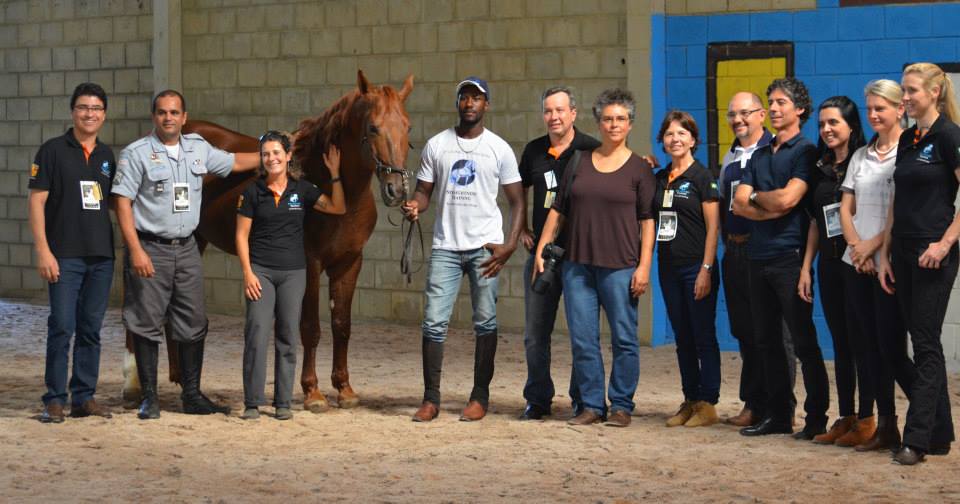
532,243,565,294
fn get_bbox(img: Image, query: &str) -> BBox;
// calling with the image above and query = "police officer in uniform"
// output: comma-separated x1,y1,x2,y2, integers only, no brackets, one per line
111,90,260,419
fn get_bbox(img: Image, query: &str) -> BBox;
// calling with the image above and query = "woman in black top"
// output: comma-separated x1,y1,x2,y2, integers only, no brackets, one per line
798,96,872,446
653,111,721,428
882,63,960,465
235,131,345,420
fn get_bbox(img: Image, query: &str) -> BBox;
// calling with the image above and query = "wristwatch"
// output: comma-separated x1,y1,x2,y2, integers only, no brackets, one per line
702,263,712,271
749,191,758,203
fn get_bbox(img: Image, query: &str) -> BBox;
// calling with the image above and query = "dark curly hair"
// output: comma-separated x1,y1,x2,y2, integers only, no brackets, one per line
592,88,636,123
815,96,866,167
766,78,812,126
656,110,700,154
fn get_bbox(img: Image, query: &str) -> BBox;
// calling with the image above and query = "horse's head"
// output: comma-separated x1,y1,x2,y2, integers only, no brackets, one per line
354,70,414,207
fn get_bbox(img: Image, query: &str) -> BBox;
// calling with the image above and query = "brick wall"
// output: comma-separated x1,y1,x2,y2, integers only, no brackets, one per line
0,0,154,302
180,0,633,333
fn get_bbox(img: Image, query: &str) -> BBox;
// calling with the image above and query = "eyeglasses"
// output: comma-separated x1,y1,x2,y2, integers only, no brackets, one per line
725,108,762,120
74,105,105,113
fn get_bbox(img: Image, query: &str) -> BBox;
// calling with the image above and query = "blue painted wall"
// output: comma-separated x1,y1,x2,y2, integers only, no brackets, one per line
650,1,960,358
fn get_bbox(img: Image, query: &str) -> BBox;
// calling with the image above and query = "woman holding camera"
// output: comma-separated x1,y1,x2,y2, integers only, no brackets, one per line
535,89,656,427
235,131,344,421
653,111,721,428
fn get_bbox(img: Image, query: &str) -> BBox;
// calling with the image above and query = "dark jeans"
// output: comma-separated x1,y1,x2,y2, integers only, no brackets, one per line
748,252,829,426
819,257,874,419
43,256,114,407
522,252,566,412
722,241,765,414
844,264,914,417
891,237,956,451
659,260,721,404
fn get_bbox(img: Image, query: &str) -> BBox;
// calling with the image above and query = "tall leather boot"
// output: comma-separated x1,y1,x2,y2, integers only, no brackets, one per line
469,332,498,408
133,334,160,420
855,415,901,452
414,339,444,422
178,339,230,415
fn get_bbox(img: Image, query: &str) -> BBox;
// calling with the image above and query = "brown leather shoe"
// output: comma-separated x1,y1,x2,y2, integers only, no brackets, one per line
568,409,602,426
70,399,113,419
725,406,756,427
666,401,694,427
813,415,856,444
836,416,876,447
605,409,631,427
459,400,487,422
40,403,65,423
856,415,901,452
412,401,439,422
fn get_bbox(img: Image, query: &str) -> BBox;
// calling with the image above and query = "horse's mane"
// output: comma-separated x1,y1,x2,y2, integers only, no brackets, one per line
293,89,365,177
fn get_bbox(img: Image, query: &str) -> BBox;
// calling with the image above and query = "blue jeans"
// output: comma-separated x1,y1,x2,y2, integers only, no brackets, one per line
522,252,567,412
43,256,114,406
658,261,721,404
422,248,498,342
562,261,639,416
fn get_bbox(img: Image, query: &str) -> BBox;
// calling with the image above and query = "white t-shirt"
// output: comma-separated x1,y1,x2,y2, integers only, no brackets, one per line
840,143,897,266
418,128,521,251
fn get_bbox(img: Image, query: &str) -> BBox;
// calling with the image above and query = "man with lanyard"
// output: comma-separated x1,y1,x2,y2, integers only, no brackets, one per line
733,78,830,438
29,83,116,423
402,77,525,423
515,86,600,421
112,90,260,419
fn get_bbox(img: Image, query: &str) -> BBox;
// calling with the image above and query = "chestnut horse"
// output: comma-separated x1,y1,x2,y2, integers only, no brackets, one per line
122,71,414,412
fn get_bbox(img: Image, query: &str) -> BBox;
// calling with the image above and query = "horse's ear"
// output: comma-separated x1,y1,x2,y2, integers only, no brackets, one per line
357,70,370,95
398,74,415,101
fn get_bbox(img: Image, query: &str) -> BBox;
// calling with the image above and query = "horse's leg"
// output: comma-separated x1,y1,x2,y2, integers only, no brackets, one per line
122,329,141,408
329,255,362,408
301,259,329,412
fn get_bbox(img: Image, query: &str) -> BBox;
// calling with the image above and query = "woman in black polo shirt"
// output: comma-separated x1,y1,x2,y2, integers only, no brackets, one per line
235,131,345,421
653,111,721,428
883,63,960,465
798,96,871,446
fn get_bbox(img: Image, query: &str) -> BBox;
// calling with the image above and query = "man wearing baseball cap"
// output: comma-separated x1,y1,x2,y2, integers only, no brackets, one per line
403,77,525,422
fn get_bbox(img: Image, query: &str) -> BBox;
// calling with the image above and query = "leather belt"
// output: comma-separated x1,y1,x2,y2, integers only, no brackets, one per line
725,233,750,245
137,231,192,245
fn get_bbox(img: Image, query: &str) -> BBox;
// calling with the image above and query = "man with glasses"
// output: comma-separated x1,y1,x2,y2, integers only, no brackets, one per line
112,89,260,420
29,83,116,422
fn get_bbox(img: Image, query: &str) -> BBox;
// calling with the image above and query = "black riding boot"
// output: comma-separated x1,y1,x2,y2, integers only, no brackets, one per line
133,334,160,420
470,332,498,408
179,339,230,415
422,339,444,405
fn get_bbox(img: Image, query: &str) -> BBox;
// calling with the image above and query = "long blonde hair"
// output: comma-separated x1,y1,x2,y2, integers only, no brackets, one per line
903,62,960,124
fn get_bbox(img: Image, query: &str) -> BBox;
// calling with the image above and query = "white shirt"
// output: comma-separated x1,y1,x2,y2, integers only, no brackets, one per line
840,143,897,266
418,128,521,251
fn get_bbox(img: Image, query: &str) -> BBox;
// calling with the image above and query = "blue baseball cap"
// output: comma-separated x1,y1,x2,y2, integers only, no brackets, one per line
456,77,489,101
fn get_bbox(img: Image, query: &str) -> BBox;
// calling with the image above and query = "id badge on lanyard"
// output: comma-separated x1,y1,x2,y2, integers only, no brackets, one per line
662,190,674,208
657,211,678,241
80,180,102,210
173,182,190,213
823,202,842,238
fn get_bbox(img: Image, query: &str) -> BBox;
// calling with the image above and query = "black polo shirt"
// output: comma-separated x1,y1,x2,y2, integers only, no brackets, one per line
28,128,115,259
893,114,960,240
807,154,852,260
654,160,719,265
518,127,600,245
741,132,817,260
238,177,322,270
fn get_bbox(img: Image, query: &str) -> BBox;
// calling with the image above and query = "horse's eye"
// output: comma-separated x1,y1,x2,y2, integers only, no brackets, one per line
368,124,379,135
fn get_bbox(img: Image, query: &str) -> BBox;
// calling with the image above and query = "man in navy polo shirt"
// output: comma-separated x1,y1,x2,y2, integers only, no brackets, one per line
28,83,115,423
733,78,830,438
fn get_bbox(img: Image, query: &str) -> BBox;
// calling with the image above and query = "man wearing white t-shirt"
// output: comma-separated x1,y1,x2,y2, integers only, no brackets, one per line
403,77,525,422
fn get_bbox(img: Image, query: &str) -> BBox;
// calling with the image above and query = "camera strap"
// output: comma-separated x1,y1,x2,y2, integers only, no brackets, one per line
555,149,584,217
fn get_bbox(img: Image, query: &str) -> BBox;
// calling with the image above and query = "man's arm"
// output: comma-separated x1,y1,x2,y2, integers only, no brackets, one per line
113,195,154,277
232,152,261,173
752,178,809,213
28,190,58,282
519,186,534,251
732,181,789,221
401,180,434,221
481,181,524,277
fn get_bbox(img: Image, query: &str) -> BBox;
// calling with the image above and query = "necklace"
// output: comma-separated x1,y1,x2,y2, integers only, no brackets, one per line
873,141,896,157
456,129,483,154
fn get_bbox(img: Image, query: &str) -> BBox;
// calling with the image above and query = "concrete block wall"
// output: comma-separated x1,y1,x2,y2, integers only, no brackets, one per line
656,0,960,365
0,0,154,302
180,0,631,332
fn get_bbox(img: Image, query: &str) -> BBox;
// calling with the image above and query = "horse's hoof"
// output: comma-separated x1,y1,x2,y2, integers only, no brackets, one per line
338,394,360,409
306,399,330,414
121,389,141,409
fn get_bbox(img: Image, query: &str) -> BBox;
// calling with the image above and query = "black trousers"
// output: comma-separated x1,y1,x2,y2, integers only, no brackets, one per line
844,264,914,417
891,237,956,451
748,252,829,426
722,241,766,415
819,257,874,418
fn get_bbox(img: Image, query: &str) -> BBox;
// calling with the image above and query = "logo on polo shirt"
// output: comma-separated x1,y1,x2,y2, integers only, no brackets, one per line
676,181,691,198
449,159,477,186
289,192,302,210
100,161,111,177
30,163,39,179
919,143,934,163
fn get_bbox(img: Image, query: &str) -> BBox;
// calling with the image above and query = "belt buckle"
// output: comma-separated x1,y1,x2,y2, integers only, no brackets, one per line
170,237,183,245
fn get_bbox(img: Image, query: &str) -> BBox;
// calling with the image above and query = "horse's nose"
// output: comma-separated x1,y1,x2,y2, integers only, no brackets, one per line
385,182,398,199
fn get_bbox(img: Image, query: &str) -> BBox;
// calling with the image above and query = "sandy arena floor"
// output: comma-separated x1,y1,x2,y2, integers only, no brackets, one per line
1,298,958,503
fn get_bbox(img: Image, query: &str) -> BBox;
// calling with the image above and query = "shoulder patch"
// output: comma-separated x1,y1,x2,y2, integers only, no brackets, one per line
237,194,244,208
30,163,39,178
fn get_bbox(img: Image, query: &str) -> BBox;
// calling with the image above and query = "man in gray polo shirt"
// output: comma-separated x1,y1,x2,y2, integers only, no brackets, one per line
112,90,259,419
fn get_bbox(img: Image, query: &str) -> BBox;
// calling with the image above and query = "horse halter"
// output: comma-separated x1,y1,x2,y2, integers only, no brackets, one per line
361,134,409,193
